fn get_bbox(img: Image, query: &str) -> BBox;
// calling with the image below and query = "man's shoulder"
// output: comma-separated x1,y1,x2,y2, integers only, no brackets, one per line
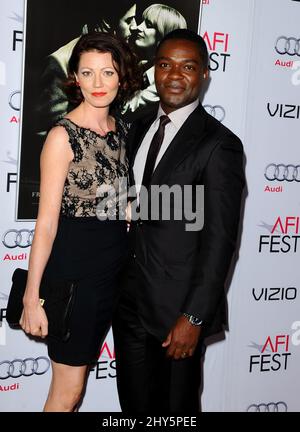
134,104,158,125
123,102,159,127
203,109,243,151
127,107,158,136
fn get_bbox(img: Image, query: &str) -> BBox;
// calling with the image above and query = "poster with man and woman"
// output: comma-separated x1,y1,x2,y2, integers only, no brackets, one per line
17,0,202,219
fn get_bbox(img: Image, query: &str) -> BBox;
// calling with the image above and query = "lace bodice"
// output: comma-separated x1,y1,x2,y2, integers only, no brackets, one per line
55,117,129,218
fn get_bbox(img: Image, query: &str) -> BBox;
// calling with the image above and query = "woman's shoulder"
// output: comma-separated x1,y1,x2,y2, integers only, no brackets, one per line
51,117,78,134
43,125,69,155
48,122,69,137
42,124,73,160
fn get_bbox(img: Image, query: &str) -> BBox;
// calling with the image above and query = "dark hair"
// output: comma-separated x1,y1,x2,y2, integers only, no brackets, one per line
82,1,136,36
66,32,142,107
156,29,209,71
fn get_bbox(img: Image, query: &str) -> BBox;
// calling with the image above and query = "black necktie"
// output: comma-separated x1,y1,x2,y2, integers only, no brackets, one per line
142,115,170,189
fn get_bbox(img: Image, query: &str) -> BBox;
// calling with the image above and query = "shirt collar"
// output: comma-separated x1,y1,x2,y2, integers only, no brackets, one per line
156,99,199,130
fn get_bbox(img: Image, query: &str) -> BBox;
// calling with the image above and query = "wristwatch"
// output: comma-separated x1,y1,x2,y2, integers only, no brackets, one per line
183,313,203,326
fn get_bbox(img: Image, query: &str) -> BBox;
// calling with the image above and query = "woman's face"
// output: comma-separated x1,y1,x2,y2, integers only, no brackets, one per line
134,17,158,50
75,51,119,108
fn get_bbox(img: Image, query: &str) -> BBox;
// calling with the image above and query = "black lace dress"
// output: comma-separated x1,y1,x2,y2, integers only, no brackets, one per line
44,117,129,366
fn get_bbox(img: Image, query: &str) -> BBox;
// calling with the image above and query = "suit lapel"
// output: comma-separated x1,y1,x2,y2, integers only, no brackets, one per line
151,104,207,185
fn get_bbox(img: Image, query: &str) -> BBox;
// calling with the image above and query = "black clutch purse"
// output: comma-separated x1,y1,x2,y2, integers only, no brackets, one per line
6,268,77,342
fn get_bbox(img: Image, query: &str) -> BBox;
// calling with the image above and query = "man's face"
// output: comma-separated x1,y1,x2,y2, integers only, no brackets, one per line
154,39,207,114
118,4,137,41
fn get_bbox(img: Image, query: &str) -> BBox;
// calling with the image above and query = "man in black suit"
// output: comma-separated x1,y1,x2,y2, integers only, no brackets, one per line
113,29,245,412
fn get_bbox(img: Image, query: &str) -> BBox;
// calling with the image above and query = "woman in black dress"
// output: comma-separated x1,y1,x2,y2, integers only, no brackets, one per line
20,32,141,411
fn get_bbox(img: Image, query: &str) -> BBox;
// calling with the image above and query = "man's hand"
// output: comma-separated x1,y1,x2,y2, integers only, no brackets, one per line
162,315,201,360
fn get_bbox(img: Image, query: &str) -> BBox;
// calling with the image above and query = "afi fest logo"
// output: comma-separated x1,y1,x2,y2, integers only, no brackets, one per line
10,12,23,52
2,12,22,84
0,294,8,346
9,12,23,122
89,341,116,380
202,31,230,72
258,216,300,253
249,321,300,373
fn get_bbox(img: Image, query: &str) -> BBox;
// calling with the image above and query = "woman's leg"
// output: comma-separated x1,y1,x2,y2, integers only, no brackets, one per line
44,360,88,412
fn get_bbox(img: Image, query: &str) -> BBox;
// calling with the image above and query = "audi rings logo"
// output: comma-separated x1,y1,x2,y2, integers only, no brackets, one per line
0,357,50,379
2,229,34,249
264,164,300,182
247,401,288,412
203,104,225,122
8,90,21,111
275,36,300,56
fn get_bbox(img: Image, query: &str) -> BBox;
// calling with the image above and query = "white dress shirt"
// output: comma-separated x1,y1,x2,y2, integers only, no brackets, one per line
133,99,199,194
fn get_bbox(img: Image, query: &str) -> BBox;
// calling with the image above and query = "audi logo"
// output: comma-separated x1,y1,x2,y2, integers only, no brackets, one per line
275,36,300,56
8,90,21,111
203,104,225,122
2,229,34,248
264,163,300,182
0,357,50,379
247,401,288,412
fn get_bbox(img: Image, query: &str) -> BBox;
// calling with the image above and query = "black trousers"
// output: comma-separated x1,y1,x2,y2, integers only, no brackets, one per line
113,265,204,413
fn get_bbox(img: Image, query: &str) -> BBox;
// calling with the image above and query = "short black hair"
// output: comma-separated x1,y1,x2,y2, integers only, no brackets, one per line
156,29,209,71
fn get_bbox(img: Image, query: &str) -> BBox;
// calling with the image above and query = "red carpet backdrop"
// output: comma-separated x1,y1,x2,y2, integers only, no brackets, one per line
0,0,299,411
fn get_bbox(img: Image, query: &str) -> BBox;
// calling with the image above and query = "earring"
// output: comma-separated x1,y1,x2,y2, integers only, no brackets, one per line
76,81,80,87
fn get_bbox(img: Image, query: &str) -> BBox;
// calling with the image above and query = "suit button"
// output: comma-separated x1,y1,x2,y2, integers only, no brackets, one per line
138,220,143,226
133,253,136,258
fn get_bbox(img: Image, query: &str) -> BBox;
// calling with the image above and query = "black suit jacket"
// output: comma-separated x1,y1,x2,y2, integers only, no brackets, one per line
126,103,245,341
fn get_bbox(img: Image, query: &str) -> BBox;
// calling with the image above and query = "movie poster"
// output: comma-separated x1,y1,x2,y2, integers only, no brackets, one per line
17,0,202,220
